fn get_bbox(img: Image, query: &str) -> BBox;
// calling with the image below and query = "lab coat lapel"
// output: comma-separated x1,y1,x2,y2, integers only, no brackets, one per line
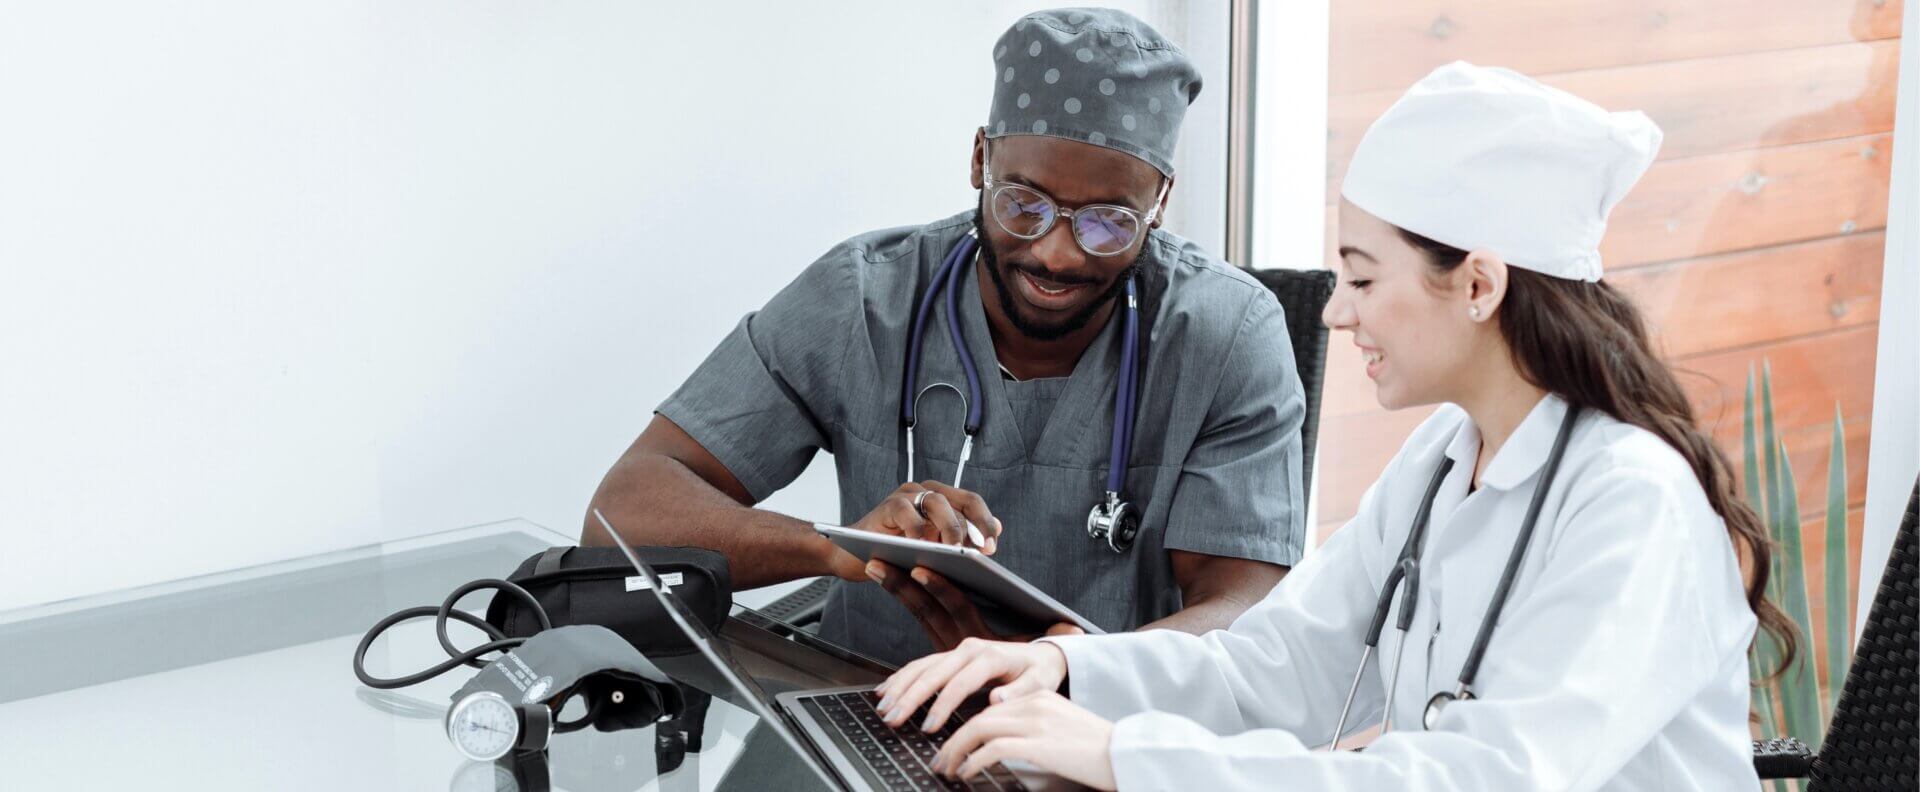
1424,396,1570,709
1384,420,1477,725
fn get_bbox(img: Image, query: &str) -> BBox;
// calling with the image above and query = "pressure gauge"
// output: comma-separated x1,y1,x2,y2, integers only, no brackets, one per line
448,691,519,761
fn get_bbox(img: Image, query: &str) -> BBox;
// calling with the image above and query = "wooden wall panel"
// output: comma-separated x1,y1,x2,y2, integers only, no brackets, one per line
1611,232,1885,358
1325,41,1901,204
1600,134,1894,268
1315,232,1885,423
1677,324,1879,441
1316,405,1439,525
1331,0,1905,95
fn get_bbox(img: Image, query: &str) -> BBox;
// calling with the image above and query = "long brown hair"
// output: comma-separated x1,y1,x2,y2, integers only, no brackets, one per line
1399,228,1797,677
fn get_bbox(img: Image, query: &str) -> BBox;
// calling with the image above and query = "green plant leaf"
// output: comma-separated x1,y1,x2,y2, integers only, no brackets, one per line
1774,441,1824,748
1759,364,1789,626
1742,367,1780,736
1824,406,1851,711
1751,641,1782,737
1761,363,1782,539
1744,367,1765,519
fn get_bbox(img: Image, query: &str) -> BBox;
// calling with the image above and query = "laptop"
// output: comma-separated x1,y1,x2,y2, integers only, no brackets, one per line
594,510,1081,792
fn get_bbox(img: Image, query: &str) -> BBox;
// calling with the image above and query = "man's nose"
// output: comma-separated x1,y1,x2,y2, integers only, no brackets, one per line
1028,215,1089,273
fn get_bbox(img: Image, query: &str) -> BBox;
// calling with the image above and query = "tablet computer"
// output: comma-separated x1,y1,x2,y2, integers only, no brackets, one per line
815,524,1106,635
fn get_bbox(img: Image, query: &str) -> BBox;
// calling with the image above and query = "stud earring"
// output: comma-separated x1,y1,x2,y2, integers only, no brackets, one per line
1469,305,1482,319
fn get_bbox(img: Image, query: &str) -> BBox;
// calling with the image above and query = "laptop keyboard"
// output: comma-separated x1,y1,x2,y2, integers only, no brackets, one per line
796,690,1030,792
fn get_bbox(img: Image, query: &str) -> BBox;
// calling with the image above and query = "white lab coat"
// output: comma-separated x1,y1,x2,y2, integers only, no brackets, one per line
1042,395,1760,791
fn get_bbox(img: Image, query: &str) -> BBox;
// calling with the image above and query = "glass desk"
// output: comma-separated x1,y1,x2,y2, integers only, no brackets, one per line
0,520,891,791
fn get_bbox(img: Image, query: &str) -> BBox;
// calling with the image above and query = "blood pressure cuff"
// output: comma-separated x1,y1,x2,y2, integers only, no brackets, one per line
452,624,685,733
484,545,731,658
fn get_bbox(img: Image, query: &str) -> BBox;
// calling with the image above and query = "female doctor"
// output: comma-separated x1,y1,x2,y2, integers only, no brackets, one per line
868,62,1798,791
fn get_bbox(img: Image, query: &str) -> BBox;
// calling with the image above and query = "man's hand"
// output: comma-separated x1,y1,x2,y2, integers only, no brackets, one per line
865,564,1081,651
818,480,1004,581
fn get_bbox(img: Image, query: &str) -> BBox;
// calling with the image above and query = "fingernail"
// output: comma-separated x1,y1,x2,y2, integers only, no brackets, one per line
910,569,929,585
877,695,893,713
866,562,884,582
984,537,997,554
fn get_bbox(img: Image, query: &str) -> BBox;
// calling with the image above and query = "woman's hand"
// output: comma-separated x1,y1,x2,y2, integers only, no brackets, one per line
931,691,1117,790
873,631,1078,732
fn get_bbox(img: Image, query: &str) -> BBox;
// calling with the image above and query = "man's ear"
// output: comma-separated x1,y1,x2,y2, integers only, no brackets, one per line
1462,248,1508,322
970,128,987,190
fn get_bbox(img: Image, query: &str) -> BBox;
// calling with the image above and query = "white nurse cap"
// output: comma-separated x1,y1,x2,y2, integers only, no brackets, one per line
1340,61,1663,282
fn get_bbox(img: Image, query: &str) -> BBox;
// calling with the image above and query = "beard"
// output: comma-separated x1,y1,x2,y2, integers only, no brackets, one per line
974,215,1135,342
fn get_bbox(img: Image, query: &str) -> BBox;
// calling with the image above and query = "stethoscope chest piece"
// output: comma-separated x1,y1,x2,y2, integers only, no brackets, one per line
1086,492,1139,553
908,229,1148,555
1422,687,1471,730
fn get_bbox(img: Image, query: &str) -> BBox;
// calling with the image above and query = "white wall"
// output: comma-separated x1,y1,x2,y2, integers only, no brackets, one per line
1857,2,1920,637
0,1,1230,611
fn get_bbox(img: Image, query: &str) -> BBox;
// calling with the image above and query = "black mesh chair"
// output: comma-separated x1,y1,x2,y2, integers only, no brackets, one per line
1753,476,1919,789
1243,267,1335,506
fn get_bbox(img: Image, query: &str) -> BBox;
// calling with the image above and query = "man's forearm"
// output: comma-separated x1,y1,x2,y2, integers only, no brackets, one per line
1136,591,1262,635
583,452,835,589
1139,552,1289,636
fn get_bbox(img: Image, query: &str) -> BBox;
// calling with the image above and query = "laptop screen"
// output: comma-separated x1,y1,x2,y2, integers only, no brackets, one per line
592,510,845,789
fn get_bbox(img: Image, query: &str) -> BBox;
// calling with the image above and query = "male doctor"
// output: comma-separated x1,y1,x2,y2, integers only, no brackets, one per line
585,8,1307,666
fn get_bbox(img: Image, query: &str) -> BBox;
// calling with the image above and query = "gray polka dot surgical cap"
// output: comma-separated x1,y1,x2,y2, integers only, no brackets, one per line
986,7,1203,177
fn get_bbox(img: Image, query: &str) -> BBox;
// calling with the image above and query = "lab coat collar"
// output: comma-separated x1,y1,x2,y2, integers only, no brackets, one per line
1444,393,1572,491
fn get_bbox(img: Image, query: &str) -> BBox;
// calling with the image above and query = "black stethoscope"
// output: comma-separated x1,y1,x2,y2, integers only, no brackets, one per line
1326,405,1582,749
900,228,1145,553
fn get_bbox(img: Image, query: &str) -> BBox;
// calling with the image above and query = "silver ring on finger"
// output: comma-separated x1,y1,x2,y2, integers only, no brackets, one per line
912,489,933,516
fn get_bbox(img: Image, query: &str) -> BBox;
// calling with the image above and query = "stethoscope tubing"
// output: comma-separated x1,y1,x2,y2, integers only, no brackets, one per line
1326,405,1582,749
901,229,1141,512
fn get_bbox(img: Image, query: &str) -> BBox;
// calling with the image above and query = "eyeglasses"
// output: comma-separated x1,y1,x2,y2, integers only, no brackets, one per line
983,147,1170,257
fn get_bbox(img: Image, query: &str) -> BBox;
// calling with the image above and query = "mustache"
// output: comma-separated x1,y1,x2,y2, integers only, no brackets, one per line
998,257,1105,287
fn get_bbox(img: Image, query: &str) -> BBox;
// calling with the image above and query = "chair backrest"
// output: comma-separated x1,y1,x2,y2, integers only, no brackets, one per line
1242,267,1334,506
1811,476,1919,790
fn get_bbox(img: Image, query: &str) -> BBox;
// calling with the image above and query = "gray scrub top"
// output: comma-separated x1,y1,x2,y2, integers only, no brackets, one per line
659,210,1306,665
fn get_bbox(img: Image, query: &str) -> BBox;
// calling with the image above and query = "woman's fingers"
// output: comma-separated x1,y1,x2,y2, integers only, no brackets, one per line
921,654,1010,732
931,693,1118,790
879,641,978,727
876,652,939,699
954,736,1040,782
931,702,1028,774
988,670,1052,704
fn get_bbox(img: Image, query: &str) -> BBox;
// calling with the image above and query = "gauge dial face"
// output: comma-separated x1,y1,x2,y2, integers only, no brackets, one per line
447,691,519,761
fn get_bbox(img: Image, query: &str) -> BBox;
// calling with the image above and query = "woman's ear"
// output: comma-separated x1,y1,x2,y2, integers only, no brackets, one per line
1462,249,1508,323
